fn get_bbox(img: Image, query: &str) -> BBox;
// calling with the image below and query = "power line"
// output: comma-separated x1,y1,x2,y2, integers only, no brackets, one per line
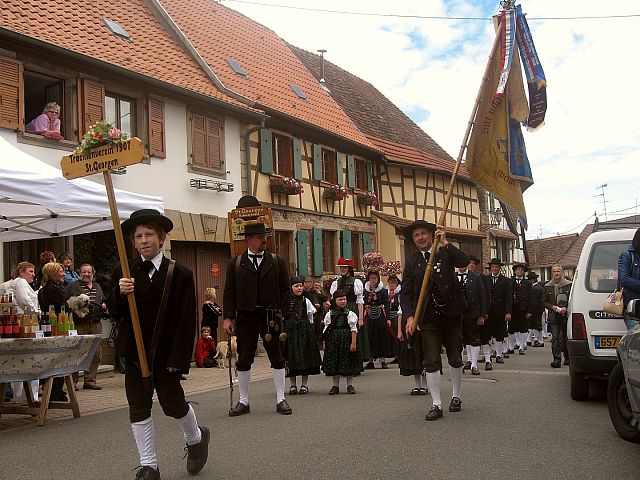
222,1,640,21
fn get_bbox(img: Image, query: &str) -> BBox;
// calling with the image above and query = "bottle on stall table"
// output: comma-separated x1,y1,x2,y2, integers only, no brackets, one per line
48,305,57,336
59,306,68,336
11,307,20,338
20,308,28,338
30,309,38,337
39,312,49,336
0,306,6,338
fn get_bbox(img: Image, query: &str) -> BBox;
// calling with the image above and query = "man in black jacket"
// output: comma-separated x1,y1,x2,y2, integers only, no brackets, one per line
484,258,512,365
113,209,209,480
508,263,533,355
401,221,470,421
458,256,487,375
223,222,291,416
526,271,545,347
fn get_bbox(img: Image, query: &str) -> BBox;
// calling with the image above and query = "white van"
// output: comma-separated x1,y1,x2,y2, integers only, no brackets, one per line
567,228,635,400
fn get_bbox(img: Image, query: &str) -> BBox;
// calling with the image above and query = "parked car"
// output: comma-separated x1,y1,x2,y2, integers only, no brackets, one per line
607,299,640,442
567,228,635,400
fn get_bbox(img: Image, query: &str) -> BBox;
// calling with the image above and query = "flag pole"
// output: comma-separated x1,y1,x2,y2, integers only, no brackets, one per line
407,18,505,335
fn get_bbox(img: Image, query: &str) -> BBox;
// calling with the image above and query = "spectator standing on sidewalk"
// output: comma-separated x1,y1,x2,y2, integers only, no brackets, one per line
618,227,640,330
543,264,572,368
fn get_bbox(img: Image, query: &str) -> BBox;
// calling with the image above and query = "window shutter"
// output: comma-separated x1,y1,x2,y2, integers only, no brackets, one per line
293,137,302,180
366,161,373,191
206,116,222,169
296,230,309,277
312,144,322,181
336,152,343,186
362,232,373,254
0,56,23,131
312,227,323,276
80,78,105,137
341,230,352,260
347,155,355,188
148,97,165,158
259,128,273,174
191,113,207,168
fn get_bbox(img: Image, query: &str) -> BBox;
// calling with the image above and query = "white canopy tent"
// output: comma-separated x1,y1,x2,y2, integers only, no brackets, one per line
0,136,164,242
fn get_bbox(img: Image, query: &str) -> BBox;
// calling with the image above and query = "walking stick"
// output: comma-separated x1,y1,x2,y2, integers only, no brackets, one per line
227,332,234,414
407,20,504,335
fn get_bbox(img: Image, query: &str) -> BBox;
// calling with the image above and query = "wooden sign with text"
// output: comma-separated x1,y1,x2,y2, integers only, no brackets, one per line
60,137,144,180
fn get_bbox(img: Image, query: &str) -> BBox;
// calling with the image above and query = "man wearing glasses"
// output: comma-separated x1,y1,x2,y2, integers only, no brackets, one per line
25,101,64,140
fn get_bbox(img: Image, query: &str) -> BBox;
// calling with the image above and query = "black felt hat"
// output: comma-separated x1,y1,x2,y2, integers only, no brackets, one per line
403,220,436,240
468,255,481,265
122,209,173,235
512,262,529,272
526,271,539,280
240,222,271,236
487,257,504,266
236,195,261,208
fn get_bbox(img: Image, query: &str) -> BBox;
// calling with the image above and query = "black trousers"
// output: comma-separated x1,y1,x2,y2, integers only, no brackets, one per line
509,310,528,334
235,310,285,371
462,316,481,347
125,360,190,423
421,316,463,373
483,311,508,342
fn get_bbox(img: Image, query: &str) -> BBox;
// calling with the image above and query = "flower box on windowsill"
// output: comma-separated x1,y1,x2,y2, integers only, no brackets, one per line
323,184,349,201
269,175,303,195
356,192,378,207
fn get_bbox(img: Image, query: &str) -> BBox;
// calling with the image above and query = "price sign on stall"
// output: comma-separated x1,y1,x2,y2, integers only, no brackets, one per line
60,138,144,180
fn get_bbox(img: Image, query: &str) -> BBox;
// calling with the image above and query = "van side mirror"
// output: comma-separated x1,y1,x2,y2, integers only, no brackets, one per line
556,293,568,308
627,299,640,320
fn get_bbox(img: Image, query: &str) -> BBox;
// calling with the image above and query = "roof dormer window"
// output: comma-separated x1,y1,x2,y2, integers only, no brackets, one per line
102,18,133,42
226,59,248,79
289,84,307,100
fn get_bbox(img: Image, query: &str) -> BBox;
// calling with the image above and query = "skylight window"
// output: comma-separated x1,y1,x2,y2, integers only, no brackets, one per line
289,84,307,100
226,59,248,79
102,18,133,42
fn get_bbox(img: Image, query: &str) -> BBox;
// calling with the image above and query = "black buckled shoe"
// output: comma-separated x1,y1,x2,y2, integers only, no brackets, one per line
471,366,480,376
485,361,493,371
276,399,292,415
449,397,462,412
329,386,339,395
550,361,561,368
462,361,472,372
135,466,160,480
495,356,504,364
347,385,356,394
229,402,250,417
425,405,443,421
185,426,209,475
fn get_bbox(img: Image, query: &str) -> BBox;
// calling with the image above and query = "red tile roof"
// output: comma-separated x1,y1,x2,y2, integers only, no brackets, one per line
526,234,579,268
289,45,467,177
160,0,377,151
0,0,259,113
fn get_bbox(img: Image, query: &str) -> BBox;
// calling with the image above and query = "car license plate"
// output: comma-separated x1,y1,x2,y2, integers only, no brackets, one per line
594,336,621,349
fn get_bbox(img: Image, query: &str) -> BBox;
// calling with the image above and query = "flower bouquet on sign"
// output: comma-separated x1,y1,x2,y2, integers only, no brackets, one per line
381,260,402,276
269,175,304,195
75,120,128,157
362,252,385,273
356,191,378,207
323,184,349,201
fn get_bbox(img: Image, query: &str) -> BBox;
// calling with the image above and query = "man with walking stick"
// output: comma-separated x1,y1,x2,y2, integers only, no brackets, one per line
401,221,470,421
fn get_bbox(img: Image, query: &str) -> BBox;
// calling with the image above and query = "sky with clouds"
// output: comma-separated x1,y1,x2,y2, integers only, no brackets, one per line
222,0,639,238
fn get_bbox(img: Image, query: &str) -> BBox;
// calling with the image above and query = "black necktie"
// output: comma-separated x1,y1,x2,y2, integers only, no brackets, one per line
140,260,155,280
517,279,522,285
458,273,467,285
422,251,430,261
492,276,497,285
249,253,263,269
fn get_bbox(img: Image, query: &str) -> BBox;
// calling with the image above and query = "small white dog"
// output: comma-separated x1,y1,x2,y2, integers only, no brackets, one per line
216,336,238,369
67,294,91,318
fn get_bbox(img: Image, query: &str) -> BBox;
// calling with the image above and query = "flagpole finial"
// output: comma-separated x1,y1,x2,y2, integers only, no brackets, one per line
500,0,516,11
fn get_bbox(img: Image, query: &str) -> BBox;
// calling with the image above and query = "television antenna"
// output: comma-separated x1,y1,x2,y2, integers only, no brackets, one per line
595,184,609,221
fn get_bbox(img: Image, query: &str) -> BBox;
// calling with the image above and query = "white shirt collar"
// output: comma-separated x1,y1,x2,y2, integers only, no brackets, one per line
141,252,163,272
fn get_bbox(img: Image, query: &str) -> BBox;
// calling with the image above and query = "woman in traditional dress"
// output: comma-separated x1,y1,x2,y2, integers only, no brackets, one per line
285,278,322,395
329,258,369,367
363,270,393,369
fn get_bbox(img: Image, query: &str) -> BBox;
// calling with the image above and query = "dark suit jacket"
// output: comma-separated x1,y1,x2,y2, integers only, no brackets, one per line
530,282,545,317
485,274,512,316
461,270,488,320
110,256,197,373
400,243,470,322
511,277,533,314
223,250,289,319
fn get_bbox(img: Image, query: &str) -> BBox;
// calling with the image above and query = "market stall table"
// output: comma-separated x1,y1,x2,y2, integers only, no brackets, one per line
0,335,101,426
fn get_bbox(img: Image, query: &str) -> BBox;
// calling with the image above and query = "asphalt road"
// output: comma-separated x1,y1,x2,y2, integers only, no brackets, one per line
1,344,639,480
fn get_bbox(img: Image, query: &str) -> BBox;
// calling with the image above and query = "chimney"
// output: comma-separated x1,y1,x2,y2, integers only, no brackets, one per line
317,49,327,83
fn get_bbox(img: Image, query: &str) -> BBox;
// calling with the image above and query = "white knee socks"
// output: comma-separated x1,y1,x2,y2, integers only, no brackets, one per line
273,368,285,403
426,372,442,408
482,344,492,362
301,375,309,387
470,346,480,368
450,366,462,399
175,404,201,446
495,340,504,357
238,369,251,405
508,333,516,350
132,417,157,469
413,374,422,389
